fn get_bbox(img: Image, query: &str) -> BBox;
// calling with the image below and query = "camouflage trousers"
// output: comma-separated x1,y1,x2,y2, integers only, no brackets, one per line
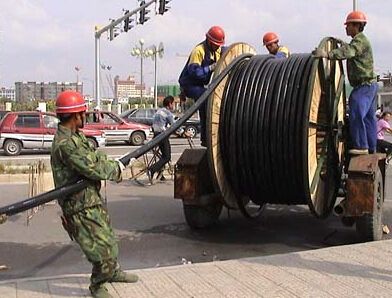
63,205,119,287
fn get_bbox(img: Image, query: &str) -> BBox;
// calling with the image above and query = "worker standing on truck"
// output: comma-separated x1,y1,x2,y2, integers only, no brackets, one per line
313,11,377,155
51,91,138,298
262,32,290,58
178,25,226,147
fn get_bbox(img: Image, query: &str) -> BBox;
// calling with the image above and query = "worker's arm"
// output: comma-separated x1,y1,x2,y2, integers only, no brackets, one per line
187,48,213,82
328,37,362,60
58,137,122,182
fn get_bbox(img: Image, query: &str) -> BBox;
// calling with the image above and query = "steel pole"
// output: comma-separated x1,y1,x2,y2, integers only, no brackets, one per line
154,48,158,108
140,43,143,105
353,0,357,10
95,35,101,107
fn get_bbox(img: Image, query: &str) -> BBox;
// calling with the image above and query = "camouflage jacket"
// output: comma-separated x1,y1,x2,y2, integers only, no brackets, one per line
328,32,376,87
51,125,121,215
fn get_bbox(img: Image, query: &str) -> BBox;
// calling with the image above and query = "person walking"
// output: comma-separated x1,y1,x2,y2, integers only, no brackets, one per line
178,25,226,147
376,111,392,155
313,11,378,155
148,95,175,181
51,91,138,298
262,32,290,58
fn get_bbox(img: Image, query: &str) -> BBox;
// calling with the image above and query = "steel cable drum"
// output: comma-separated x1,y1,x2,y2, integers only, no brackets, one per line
207,39,346,218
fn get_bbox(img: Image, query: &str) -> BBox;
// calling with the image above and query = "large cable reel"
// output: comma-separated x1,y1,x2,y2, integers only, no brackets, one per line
206,39,346,219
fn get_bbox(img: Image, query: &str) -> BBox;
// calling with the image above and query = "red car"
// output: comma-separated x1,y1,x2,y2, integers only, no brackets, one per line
0,111,106,156
84,111,151,146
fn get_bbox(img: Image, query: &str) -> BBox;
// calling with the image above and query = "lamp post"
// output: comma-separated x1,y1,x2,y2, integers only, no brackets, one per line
131,38,148,105
75,66,81,92
145,42,164,108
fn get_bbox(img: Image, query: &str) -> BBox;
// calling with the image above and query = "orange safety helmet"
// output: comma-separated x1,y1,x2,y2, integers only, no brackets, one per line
263,32,279,46
206,26,225,46
56,91,87,114
344,11,367,25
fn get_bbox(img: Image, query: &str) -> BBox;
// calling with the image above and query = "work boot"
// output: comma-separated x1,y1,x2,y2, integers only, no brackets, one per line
89,284,112,298
110,270,139,283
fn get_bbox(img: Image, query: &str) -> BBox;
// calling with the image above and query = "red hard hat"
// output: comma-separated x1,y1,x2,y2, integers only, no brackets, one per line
206,26,225,46
263,32,279,46
56,91,87,114
345,11,367,25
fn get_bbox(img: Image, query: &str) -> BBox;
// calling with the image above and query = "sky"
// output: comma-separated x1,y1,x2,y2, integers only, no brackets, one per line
0,0,391,97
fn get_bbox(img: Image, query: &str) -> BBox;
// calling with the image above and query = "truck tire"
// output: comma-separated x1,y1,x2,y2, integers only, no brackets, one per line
183,203,222,229
130,131,145,146
4,139,22,156
184,125,197,138
356,168,384,241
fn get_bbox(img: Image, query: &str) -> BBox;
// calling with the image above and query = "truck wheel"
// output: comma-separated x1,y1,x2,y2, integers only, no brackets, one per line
87,138,98,149
356,168,384,241
183,203,222,229
4,139,22,156
130,131,145,146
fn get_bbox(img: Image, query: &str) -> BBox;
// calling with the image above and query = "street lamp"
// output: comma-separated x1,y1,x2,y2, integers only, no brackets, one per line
145,42,164,109
131,38,149,105
74,66,81,92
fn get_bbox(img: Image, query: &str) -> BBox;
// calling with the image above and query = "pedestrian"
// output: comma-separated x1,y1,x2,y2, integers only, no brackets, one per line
178,25,226,147
51,91,138,298
376,111,392,155
262,32,290,58
147,95,175,181
313,11,378,155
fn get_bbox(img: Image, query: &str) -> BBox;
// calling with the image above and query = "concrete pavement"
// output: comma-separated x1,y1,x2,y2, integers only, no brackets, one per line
1,239,391,297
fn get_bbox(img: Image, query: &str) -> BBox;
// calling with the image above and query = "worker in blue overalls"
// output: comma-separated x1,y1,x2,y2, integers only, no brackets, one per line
178,26,226,147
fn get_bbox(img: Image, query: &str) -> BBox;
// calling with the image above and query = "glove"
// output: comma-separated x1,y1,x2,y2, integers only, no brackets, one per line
0,214,7,224
209,63,216,72
311,48,329,58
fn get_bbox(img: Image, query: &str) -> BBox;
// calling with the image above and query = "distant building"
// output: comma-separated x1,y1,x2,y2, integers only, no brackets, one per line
378,73,392,110
15,81,83,102
114,75,150,103
0,87,15,101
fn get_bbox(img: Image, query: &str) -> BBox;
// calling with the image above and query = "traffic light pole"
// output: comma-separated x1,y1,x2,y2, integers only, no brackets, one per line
94,0,156,108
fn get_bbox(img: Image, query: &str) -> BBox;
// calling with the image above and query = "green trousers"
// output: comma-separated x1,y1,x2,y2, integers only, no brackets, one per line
64,205,119,287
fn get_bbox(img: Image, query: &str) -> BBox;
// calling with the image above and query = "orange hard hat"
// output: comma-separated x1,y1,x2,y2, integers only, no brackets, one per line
263,32,279,46
344,11,367,25
206,26,225,46
56,91,87,114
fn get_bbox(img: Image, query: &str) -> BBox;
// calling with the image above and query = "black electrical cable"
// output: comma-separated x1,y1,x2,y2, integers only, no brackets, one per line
219,54,318,210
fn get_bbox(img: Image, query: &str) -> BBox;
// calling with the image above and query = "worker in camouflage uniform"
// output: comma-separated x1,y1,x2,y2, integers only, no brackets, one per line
51,91,138,298
313,10,377,155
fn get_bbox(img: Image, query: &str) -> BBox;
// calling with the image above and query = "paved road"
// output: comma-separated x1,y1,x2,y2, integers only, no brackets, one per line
0,167,391,281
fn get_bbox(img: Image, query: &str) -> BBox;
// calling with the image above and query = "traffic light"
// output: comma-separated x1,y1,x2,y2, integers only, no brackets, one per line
109,20,119,41
123,10,134,32
158,0,171,15
139,1,150,24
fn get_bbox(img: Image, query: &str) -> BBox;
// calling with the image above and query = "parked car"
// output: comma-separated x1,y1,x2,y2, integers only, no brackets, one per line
120,108,201,138
84,111,151,146
0,111,105,156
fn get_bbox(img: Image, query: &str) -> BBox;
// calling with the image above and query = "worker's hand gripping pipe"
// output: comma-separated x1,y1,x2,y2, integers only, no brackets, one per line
0,54,252,220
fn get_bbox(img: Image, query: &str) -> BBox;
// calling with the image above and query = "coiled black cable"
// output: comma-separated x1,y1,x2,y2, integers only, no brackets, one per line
220,54,316,206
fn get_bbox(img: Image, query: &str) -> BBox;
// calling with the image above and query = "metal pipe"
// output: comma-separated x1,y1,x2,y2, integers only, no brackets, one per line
353,0,357,10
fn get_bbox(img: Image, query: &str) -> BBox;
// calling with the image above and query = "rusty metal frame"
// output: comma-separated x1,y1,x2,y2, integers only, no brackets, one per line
344,153,386,217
